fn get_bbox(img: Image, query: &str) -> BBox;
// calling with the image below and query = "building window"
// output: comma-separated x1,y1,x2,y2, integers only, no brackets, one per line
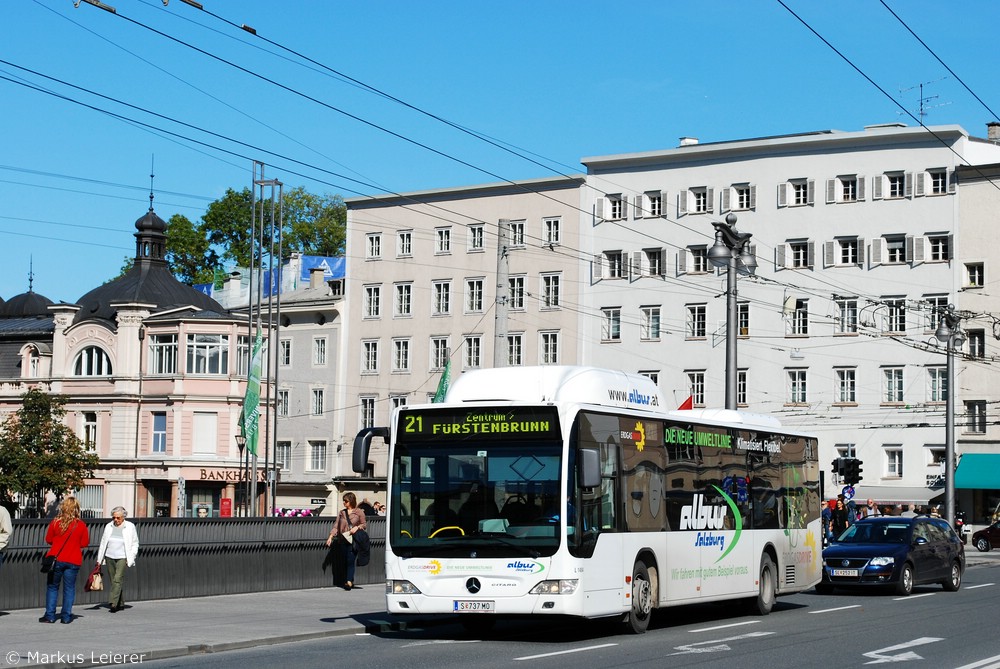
836,238,861,266
275,441,290,471
924,295,949,332
686,304,707,338
778,240,814,270
928,366,947,403
642,248,665,277
540,331,559,365
688,246,709,274
276,389,289,418
835,298,858,334
607,195,626,221
390,395,408,411
311,388,324,416
508,276,525,310
541,273,561,308
884,235,906,264
392,339,411,372
734,184,754,211
149,334,177,375
507,333,523,366
883,367,904,403
737,370,748,406
640,306,661,341
596,251,626,280
508,220,525,247
74,346,112,377
397,230,412,257
887,172,908,199
152,412,166,453
884,299,906,333
787,299,809,336
432,281,451,316
738,302,749,337
464,335,482,369
236,335,250,377
602,308,621,342
645,192,663,217
83,412,97,451
362,340,379,374
185,334,229,375
787,369,807,404
435,228,451,254
836,368,856,404
829,175,864,203
431,338,449,371
360,397,376,429
74,485,104,518
278,339,291,366
308,440,327,472
966,263,985,288
929,169,949,195
468,224,484,251
968,329,986,358
885,448,903,478
688,371,705,406
965,400,987,434
543,217,561,246
466,279,484,313
364,285,381,318
929,235,951,262
394,283,412,317
313,337,326,366
366,233,381,259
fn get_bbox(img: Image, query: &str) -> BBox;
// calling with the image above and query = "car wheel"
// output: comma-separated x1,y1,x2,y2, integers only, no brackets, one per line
895,563,914,596
942,561,962,592
975,537,991,553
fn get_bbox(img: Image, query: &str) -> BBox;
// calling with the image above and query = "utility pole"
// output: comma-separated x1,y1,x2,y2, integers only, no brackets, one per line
493,220,510,368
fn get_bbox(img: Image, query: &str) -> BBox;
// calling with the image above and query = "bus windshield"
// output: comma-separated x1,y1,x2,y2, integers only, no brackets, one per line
388,406,563,558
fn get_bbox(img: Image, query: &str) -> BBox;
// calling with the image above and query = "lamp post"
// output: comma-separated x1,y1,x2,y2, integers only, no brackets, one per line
707,213,756,410
234,433,247,516
935,304,965,529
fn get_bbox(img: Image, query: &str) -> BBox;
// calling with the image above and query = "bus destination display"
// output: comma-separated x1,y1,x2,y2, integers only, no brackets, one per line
399,407,561,441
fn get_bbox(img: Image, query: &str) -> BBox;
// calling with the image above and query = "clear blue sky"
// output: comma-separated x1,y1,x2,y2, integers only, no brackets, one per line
2,0,998,303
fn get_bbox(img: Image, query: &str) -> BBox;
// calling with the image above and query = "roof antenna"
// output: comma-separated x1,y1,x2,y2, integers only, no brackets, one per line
149,155,155,211
28,255,35,292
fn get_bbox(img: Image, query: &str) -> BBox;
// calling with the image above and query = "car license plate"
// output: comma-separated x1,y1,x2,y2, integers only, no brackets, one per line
831,568,859,577
454,600,495,613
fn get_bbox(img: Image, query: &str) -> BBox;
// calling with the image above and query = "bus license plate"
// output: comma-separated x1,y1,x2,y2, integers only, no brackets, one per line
454,600,495,613
831,569,858,577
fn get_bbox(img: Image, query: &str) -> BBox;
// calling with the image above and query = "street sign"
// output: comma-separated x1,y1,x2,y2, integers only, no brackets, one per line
310,498,326,505
842,485,855,500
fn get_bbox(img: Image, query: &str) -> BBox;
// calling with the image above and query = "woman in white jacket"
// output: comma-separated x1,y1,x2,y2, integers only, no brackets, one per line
96,506,139,612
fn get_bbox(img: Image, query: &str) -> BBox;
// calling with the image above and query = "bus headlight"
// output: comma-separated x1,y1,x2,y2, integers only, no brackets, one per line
869,557,894,567
529,579,579,595
387,579,421,595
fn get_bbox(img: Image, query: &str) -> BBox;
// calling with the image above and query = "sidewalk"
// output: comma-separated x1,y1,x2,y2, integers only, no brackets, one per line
0,584,419,669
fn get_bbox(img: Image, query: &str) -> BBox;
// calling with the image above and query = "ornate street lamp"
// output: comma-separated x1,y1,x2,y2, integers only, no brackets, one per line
935,304,965,529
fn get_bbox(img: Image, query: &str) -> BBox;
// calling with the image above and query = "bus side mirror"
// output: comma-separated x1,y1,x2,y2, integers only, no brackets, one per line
578,447,601,489
353,427,389,474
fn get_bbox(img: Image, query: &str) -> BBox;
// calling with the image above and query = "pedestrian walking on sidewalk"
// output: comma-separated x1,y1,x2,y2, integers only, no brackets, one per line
96,506,139,612
0,502,12,575
41,496,90,624
326,492,366,591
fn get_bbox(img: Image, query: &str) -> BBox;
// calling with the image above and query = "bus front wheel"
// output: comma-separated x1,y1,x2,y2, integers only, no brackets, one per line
751,554,776,615
624,561,654,634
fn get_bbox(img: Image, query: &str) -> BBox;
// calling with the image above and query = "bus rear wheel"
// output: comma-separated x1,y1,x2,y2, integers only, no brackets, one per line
624,561,654,634
751,554,776,615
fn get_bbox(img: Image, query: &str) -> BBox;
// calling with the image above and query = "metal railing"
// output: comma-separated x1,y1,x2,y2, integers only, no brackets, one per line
0,516,385,611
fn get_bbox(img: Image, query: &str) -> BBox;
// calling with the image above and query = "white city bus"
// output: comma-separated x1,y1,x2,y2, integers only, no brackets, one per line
353,366,822,633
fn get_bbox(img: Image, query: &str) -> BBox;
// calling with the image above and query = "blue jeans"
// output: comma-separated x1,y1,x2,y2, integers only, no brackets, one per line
45,562,80,622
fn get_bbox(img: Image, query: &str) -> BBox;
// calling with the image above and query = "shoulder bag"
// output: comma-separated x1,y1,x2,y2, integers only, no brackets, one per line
41,520,75,573
344,509,371,567
85,563,104,591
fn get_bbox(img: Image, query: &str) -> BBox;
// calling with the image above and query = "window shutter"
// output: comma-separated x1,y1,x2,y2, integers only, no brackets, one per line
777,183,788,208
826,179,836,204
857,237,865,267
631,251,643,280
659,248,668,276
721,187,731,213
872,176,883,200
706,188,715,213
948,169,957,194
905,172,914,198
595,197,606,221
749,185,756,209
592,254,604,282
857,175,866,201
775,245,786,271
947,234,954,259
660,191,669,217
633,194,643,219
624,195,632,220
807,180,816,205
904,236,914,263
871,237,884,266
678,190,688,216
915,172,926,197
912,237,926,265
677,248,688,275
823,241,835,268
806,241,816,268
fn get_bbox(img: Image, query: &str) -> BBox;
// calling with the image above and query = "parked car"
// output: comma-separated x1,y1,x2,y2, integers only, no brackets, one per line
817,516,964,596
972,520,1000,552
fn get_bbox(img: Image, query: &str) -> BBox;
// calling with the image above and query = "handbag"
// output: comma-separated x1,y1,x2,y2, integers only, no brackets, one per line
41,520,75,573
343,509,370,566
85,563,104,592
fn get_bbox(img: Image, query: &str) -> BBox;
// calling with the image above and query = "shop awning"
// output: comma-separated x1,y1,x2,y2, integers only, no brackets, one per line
848,485,943,505
955,453,1000,489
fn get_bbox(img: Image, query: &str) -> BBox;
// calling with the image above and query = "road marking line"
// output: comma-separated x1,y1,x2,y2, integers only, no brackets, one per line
892,592,936,601
515,643,618,661
964,583,993,590
690,620,760,633
863,637,942,664
953,654,1000,669
810,604,863,614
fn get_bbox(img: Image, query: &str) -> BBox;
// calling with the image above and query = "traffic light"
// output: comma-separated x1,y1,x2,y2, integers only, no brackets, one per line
843,458,863,485
831,457,846,477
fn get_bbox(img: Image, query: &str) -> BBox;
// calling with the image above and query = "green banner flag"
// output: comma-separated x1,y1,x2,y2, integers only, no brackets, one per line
433,358,450,403
241,327,263,456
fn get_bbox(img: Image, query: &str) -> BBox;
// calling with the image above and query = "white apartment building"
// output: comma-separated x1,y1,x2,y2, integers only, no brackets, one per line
581,123,1000,516
344,176,587,479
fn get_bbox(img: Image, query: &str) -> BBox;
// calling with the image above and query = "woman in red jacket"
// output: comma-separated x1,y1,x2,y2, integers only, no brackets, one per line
41,496,90,624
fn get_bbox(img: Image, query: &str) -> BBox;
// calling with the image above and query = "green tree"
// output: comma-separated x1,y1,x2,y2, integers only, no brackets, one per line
0,389,100,515
166,213,217,285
